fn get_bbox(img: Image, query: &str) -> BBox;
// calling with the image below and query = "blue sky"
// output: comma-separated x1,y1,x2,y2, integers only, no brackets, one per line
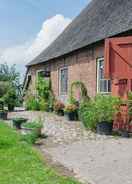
0,0,90,78
0,0,89,48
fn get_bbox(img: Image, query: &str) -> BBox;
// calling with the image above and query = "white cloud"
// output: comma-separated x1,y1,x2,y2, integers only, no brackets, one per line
27,14,71,60
0,14,71,77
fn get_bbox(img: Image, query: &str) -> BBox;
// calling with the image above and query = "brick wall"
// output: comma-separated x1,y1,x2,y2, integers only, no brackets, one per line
26,42,104,102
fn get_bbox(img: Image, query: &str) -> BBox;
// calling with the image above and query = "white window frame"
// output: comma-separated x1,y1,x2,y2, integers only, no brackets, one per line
97,57,111,94
59,67,68,96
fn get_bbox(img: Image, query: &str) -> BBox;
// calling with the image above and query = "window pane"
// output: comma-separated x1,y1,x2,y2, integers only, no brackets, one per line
108,80,111,92
60,68,68,94
97,59,111,93
100,80,108,92
99,61,104,79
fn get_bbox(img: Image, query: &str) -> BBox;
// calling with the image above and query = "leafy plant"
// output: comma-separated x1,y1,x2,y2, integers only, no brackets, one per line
94,95,121,123
25,96,40,111
36,76,55,111
39,98,49,111
79,99,98,130
80,95,121,130
37,76,51,99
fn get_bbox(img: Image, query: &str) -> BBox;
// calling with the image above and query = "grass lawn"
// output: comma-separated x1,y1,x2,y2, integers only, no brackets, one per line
0,122,81,184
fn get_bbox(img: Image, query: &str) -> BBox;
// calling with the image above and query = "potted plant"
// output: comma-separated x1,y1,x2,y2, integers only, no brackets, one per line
23,120,43,137
54,100,65,116
95,95,121,135
64,104,78,121
12,118,28,129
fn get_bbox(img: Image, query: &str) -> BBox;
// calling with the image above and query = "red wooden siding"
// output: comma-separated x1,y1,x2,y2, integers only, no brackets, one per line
104,36,132,132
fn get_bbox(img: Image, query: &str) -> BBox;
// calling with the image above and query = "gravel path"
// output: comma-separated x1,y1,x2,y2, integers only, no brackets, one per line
8,111,132,184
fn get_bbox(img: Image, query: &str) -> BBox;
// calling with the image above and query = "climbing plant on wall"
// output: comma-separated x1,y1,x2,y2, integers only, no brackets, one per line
69,81,90,104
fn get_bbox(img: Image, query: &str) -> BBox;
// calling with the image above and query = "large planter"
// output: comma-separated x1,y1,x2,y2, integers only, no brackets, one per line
120,130,129,138
0,111,8,120
65,111,78,121
13,118,28,129
96,121,113,135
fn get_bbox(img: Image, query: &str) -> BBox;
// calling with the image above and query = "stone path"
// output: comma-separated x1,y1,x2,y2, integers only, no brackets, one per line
8,111,132,184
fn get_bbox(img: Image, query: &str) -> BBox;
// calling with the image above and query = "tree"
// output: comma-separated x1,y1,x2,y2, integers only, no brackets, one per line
0,63,23,109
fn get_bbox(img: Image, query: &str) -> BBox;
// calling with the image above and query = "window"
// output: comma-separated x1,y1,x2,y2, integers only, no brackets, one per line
37,70,50,78
59,67,68,95
97,58,111,93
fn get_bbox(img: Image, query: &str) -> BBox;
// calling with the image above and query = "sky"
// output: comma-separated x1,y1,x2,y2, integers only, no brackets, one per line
0,0,90,79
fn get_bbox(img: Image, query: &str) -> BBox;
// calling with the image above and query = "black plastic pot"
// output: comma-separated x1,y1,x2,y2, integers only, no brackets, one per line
96,121,113,135
48,107,54,112
120,130,129,138
13,118,28,129
0,111,8,120
65,111,78,121
57,110,64,116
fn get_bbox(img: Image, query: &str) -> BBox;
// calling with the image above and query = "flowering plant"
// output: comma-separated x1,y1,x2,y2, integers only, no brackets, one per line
54,101,65,112
64,104,78,113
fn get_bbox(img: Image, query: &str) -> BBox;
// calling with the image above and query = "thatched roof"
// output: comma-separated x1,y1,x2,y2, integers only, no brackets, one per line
27,0,132,66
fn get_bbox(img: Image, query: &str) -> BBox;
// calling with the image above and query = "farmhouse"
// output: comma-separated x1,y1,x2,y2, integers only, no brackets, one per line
24,0,132,102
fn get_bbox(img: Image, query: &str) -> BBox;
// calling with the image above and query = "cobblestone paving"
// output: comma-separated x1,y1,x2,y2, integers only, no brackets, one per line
8,111,113,145
8,111,132,184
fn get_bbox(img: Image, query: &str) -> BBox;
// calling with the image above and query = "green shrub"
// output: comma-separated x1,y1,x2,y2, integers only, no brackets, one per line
25,96,40,111
79,100,97,130
39,98,49,111
80,95,121,130
94,95,121,122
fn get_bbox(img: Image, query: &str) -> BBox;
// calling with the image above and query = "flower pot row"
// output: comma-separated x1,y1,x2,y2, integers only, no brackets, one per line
56,110,79,121
54,101,79,121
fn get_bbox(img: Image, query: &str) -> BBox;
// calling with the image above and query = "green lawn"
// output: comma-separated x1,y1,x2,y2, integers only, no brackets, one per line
0,123,80,184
